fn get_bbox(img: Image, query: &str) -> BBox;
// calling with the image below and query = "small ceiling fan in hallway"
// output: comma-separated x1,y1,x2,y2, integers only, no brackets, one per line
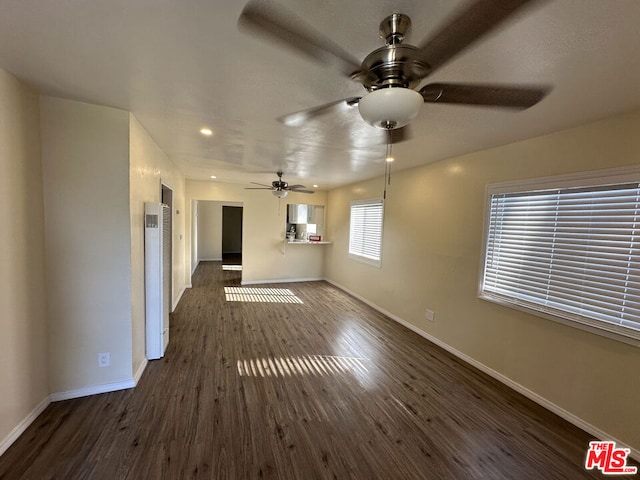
245,171,315,198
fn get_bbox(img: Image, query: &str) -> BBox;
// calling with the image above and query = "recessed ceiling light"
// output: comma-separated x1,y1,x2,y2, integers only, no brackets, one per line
313,185,318,188
385,156,395,163
210,175,217,179
200,128,213,136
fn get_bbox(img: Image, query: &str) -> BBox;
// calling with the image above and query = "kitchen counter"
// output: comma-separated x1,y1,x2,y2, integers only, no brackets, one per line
281,238,332,254
286,240,332,245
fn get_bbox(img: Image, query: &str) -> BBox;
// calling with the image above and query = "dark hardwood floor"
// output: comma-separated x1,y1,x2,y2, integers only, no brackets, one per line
0,261,628,479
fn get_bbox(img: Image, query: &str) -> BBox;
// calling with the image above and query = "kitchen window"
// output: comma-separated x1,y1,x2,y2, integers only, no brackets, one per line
349,199,384,267
479,167,640,344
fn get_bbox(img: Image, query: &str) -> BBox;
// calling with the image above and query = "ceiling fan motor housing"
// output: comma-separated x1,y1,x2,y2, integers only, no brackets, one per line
360,14,431,90
361,44,431,90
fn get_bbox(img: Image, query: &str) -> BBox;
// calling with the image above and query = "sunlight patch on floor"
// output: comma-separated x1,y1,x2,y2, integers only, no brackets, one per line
224,286,303,303
236,355,368,378
222,265,242,271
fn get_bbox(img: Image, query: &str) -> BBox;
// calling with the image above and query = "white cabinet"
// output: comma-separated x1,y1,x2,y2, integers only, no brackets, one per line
287,204,324,224
307,205,324,225
287,204,308,224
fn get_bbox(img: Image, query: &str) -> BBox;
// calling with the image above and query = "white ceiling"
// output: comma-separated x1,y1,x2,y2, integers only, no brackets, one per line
2,0,640,189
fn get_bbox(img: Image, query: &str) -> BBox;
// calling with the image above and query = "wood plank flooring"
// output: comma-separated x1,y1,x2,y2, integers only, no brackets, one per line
0,260,630,479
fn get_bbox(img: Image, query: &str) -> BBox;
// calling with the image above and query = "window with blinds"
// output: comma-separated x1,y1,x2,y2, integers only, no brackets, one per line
349,199,384,267
480,174,640,342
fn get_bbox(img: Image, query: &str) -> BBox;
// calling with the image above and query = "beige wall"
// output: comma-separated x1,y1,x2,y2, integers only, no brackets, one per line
197,201,224,261
0,69,49,451
129,115,186,375
325,110,640,452
1,96,189,451
40,97,133,393
186,181,327,284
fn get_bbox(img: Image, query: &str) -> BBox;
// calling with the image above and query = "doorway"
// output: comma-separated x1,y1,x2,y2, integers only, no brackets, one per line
222,206,243,265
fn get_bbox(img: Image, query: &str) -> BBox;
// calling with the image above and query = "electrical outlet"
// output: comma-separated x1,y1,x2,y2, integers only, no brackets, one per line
98,352,110,367
425,309,435,322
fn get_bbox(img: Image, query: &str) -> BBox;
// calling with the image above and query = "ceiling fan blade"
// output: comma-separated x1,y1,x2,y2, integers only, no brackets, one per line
239,1,363,78
420,83,549,109
289,189,315,194
417,0,543,73
287,184,307,189
245,187,274,190
250,181,273,187
278,97,361,127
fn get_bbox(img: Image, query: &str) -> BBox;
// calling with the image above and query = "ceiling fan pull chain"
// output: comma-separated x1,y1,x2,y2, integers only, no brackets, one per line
383,166,387,200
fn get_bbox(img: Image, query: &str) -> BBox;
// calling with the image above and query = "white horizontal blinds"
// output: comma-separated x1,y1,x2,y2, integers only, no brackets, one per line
483,182,640,332
349,200,384,261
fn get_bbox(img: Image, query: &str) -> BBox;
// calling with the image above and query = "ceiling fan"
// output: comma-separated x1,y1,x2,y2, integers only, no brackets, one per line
239,0,550,132
245,171,315,198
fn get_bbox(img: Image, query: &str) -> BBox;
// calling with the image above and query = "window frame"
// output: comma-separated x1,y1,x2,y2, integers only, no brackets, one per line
348,198,384,267
478,165,640,346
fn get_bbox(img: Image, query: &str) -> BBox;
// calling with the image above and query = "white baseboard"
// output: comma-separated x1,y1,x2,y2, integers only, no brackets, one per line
133,358,148,385
2,361,148,458
0,395,51,457
172,284,189,311
241,277,324,286
50,378,136,402
191,261,199,276
324,277,640,462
